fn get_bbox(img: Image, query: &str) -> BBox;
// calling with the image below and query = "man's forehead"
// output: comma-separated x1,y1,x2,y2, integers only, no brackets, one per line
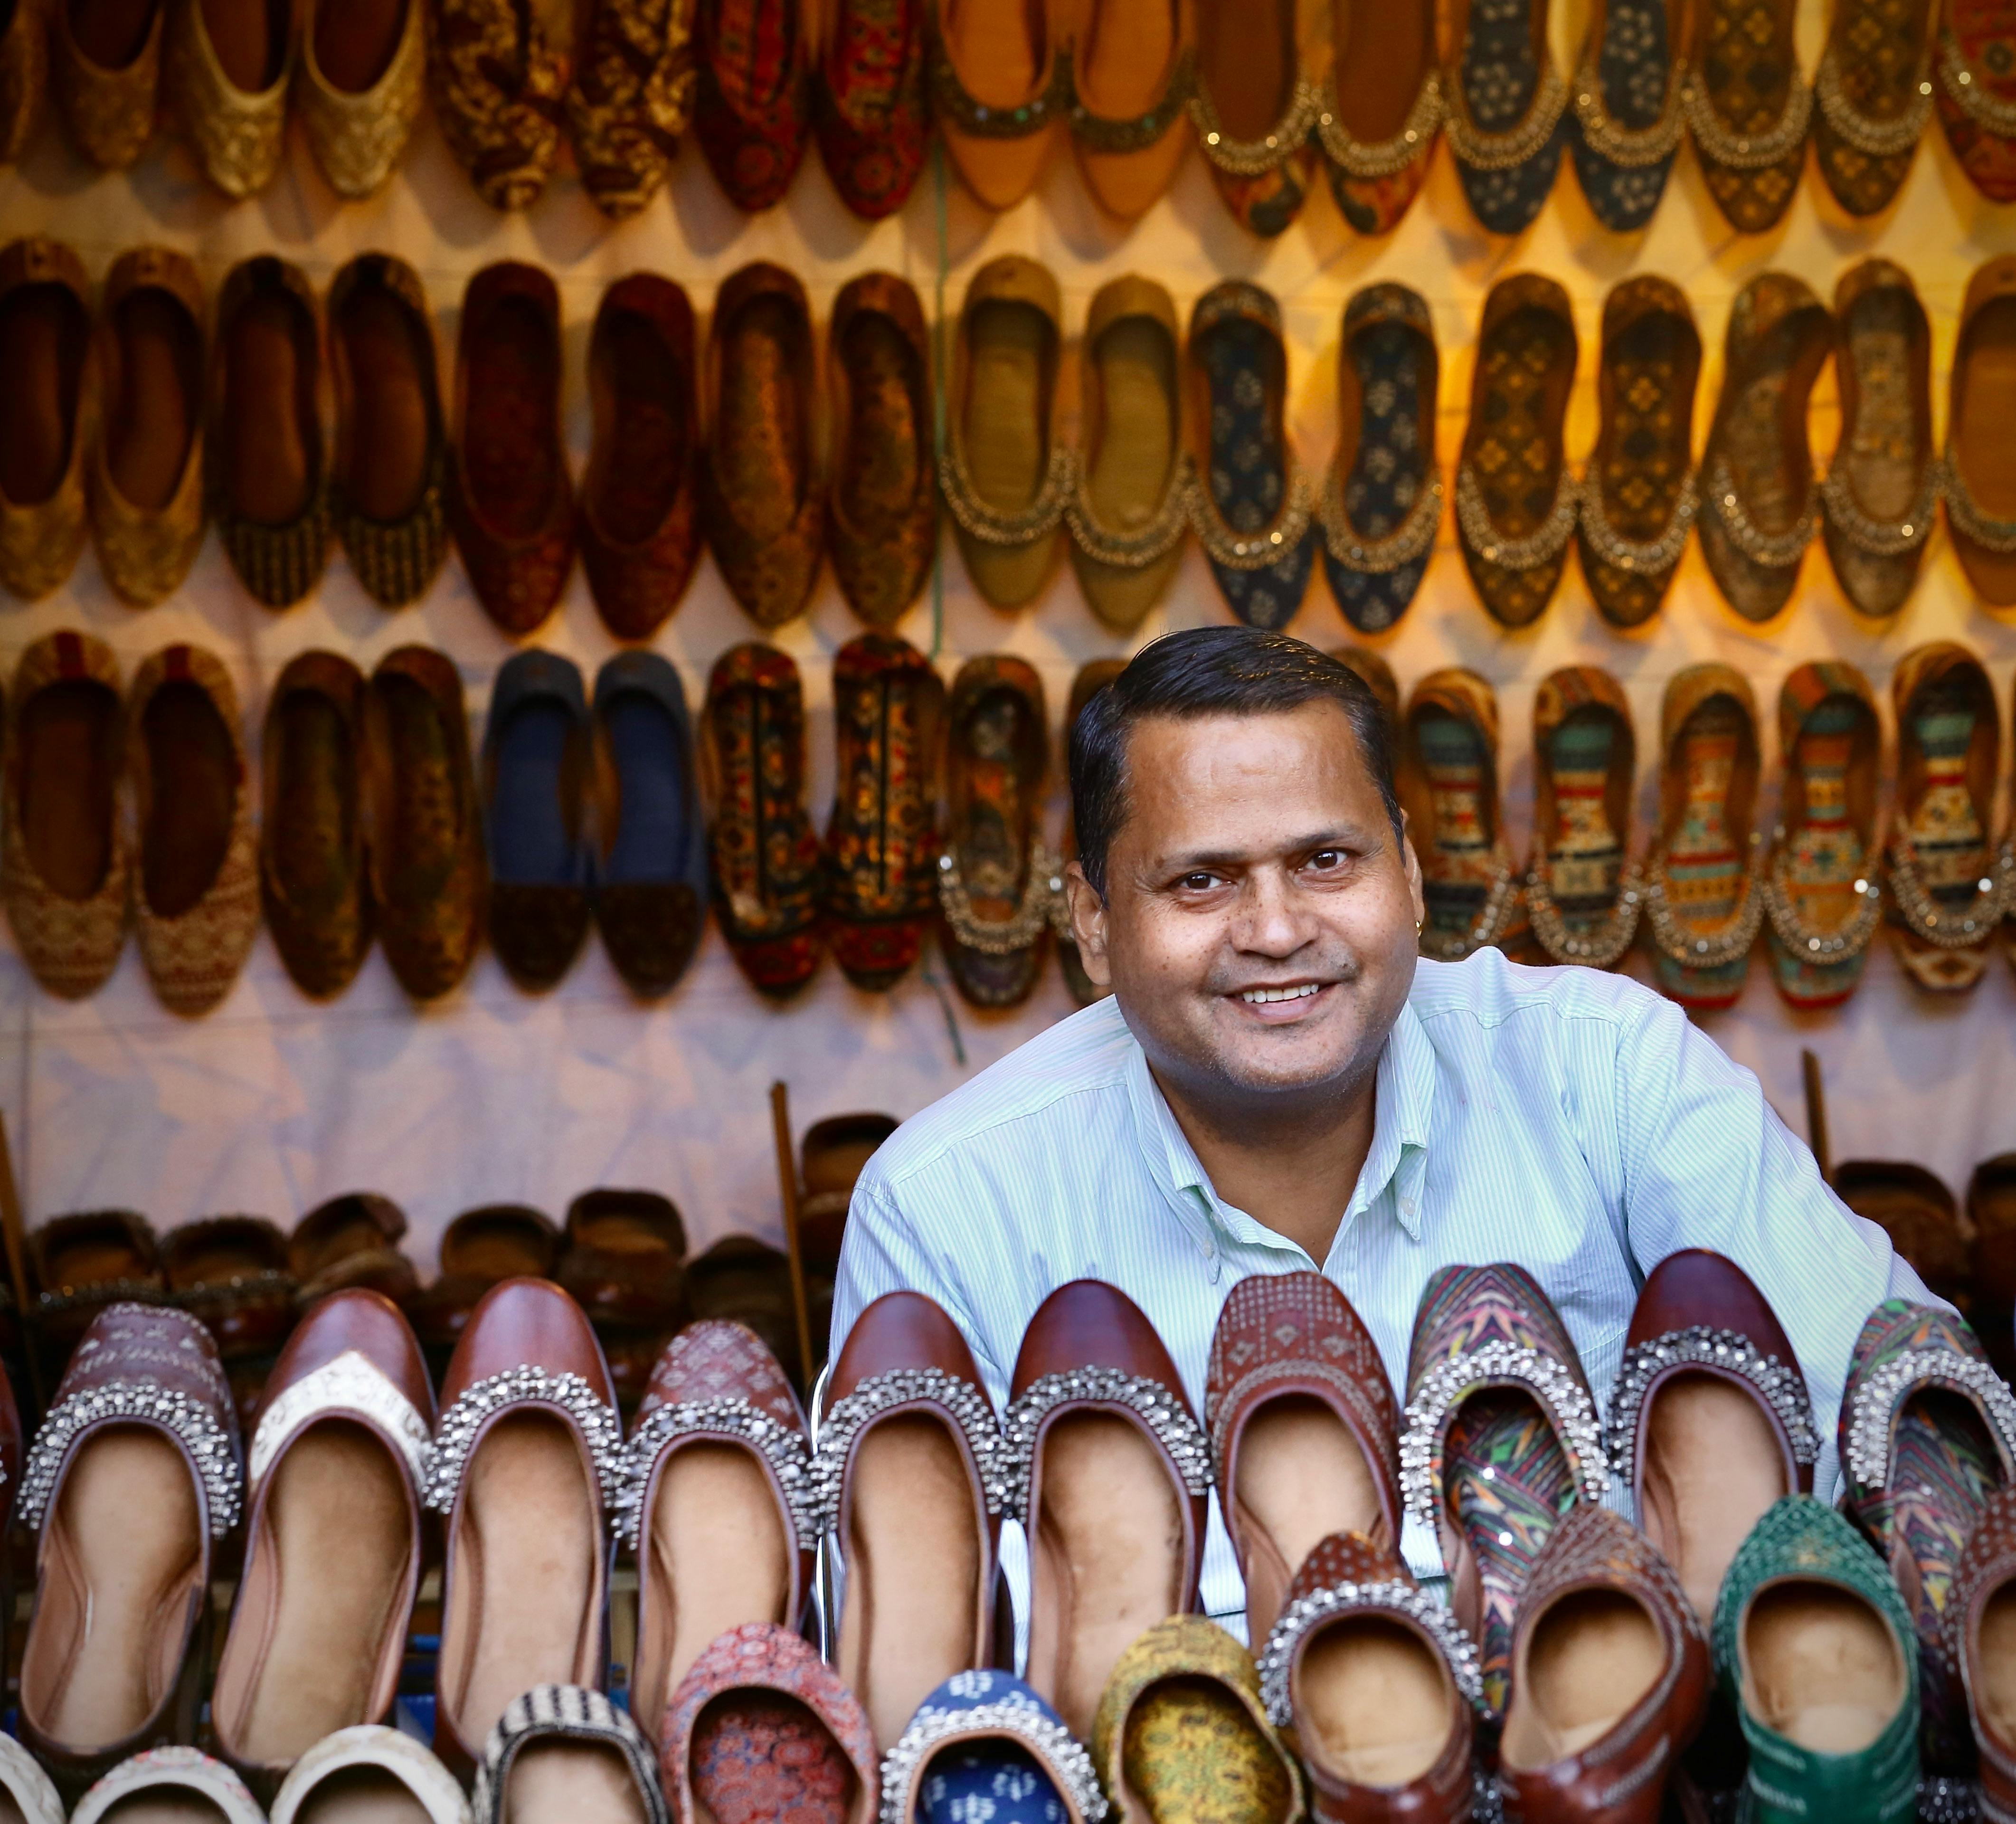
1118,705,1384,843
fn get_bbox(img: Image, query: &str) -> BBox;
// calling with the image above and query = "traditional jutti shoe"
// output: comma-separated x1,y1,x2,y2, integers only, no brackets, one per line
1711,1498,1918,1824
880,1672,1103,1824
1316,0,1441,232
70,1749,263,1824
1686,0,1809,230
0,235,94,603
427,0,570,209
1093,1616,1304,1824
565,0,694,218
1446,0,1570,234
1519,667,1641,972
1396,670,1526,964
1840,1299,2016,1776
1070,0,1193,221
0,0,49,166
1400,1263,1609,1720
1188,0,1318,236
1568,0,1683,227
53,0,166,168
930,0,1067,212
1937,0,2016,200
1941,256,2016,606
1945,1485,2016,1821
1642,665,1764,1012
277,1726,483,1824
1884,642,2009,994
166,0,295,199
1812,0,1935,215
694,0,813,211
473,1686,668,1824
298,0,427,199
816,0,927,218
1763,663,1883,1009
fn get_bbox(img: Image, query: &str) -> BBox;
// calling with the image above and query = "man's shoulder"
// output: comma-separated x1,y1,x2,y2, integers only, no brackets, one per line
1408,948,1673,1038
864,997,1140,1192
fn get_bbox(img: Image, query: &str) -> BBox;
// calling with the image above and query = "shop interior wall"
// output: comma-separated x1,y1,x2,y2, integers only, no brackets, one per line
0,2,2010,1262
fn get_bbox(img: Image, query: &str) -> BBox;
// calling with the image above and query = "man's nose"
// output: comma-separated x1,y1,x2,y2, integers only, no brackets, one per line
1230,867,1316,954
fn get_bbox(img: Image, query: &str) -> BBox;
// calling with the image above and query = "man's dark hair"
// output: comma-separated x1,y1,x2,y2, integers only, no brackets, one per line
1068,627,1401,900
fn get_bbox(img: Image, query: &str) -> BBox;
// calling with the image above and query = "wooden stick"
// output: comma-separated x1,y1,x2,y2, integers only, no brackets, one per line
770,1081,816,1391
0,1112,43,1412
1801,1048,1832,1183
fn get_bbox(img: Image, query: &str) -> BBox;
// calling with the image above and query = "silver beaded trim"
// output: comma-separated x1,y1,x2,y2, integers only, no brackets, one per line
33,1278,166,1317
1445,60,1569,169
1457,462,1578,572
1704,457,1817,569
1191,464,1315,570
1316,72,1445,177
1573,56,1688,166
1524,858,1644,968
616,1396,814,1551
939,847,1064,955
1398,1340,1609,1532
425,1367,624,1517
1065,458,1194,570
1420,851,1522,962
1003,1368,1211,1522
1815,44,1934,156
18,1380,243,1537
1579,472,1698,575
1845,1346,2016,1490
1642,848,1765,969
1188,76,1324,176
1320,460,1443,575
1683,66,1812,167
1256,1578,1485,1727
811,1368,1011,1537
1884,836,2016,949
879,1696,1108,1824
1820,460,1940,560
1920,1776,1982,1824
1941,453,2016,555
940,443,1075,548
1938,29,2016,135
1762,846,1881,961
1603,1326,1819,1486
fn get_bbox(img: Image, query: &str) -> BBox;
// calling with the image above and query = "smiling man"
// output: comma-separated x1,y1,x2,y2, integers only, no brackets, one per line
831,627,1929,1624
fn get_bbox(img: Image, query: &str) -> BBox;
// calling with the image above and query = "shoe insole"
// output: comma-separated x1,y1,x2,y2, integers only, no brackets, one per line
1908,689,1988,896
1503,1588,1663,1767
1198,0,1289,134
293,1765,435,1824
490,699,574,886
691,1693,853,1824
1298,1614,1453,1788
1545,710,1623,912
635,1442,790,1737
0,283,85,506
199,0,282,90
1956,296,2016,518
591,307,683,547
506,1739,649,1824
1978,1582,2016,1744
1664,702,1744,931
19,677,119,902
837,1414,984,1751
464,294,559,540
272,689,353,912
315,0,404,91
942,0,1041,108
223,1423,411,1764
379,674,457,884
24,1427,200,1748
963,301,1046,514
1334,0,1429,145
604,691,685,886
1838,293,1919,521
1783,701,1867,935
1232,1397,1382,1639
0,1786,22,1824
225,287,314,527
837,312,921,541
1087,317,1176,529
717,296,806,541
1121,1677,1294,1824
142,679,235,921
69,0,157,68
1028,1412,1186,1742
108,287,199,513
338,283,429,524
1744,1581,1903,1753
1077,0,1173,119
443,1412,597,1750
1640,1374,1788,1625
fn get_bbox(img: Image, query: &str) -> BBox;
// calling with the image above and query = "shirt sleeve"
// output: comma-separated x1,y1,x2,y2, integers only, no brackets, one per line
1606,987,1936,1503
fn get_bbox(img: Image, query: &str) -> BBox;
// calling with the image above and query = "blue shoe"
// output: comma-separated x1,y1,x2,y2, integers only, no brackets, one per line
881,1672,1105,1824
483,650,594,991
1447,0,1571,234
593,651,709,998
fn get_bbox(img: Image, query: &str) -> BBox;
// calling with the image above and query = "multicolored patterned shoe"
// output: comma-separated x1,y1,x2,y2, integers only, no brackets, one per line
565,0,694,218
1840,1299,2016,1774
1318,284,1440,637
1400,1263,1609,1720
1091,1617,1305,1824
1447,0,1571,234
1764,664,1883,1009
694,0,814,211
1189,0,1318,236
881,1671,1102,1824
817,0,926,218
1944,1484,2016,1823
1938,0,2016,200
1569,0,1683,227
1711,1498,1918,1824
1642,665,1763,1012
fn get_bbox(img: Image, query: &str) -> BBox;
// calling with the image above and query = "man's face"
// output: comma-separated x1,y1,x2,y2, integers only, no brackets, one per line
1065,703,1424,1114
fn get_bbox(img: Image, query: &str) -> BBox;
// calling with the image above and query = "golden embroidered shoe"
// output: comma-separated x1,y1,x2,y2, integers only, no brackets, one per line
53,0,165,168
428,0,572,209
91,246,206,608
565,0,696,218
0,235,93,603
298,0,426,197
166,0,296,198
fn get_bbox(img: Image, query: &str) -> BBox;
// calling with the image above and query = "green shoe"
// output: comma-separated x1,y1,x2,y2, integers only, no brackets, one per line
1711,1496,1918,1824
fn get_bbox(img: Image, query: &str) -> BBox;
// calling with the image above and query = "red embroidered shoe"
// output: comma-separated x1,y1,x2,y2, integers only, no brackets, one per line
695,0,814,211
816,0,927,218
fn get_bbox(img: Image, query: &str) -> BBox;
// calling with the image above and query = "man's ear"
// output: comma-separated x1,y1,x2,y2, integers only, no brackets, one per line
1064,860,1112,988
1400,809,1426,932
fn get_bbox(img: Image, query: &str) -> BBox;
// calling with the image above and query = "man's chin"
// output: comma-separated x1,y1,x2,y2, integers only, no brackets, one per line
1190,1000,1380,1097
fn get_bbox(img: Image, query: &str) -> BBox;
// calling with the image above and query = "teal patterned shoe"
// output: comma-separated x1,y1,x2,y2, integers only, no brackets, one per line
1712,1496,1918,1824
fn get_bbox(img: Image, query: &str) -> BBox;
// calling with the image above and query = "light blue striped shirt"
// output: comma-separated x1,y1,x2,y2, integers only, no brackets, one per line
831,950,1931,1628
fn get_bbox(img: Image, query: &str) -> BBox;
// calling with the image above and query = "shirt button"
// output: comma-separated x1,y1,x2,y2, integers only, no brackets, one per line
1400,1197,1417,1218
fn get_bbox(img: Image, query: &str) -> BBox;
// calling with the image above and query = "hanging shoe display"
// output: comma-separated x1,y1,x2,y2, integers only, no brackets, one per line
1520,667,1642,972
1942,255,2016,606
428,0,571,209
1813,0,1935,215
1316,0,1441,231
1189,0,1318,235
298,0,426,198
1937,0,2016,198
0,236,94,604
1446,0,1571,234
1569,0,1684,228
166,0,295,198
1685,0,1810,230
566,0,694,218
816,0,927,218
53,0,165,169
930,0,1067,211
1071,0,1194,221
694,0,812,210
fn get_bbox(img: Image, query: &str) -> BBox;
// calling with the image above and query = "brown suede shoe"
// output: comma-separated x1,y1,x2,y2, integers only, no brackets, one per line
1833,1161,1973,1309
289,1192,415,1305
0,235,93,602
558,1187,687,1409
1942,256,2016,607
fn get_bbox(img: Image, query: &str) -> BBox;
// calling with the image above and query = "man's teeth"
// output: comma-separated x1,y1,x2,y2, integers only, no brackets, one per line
1240,983,1320,1004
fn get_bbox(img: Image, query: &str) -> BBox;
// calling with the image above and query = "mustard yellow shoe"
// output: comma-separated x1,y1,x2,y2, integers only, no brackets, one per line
166,0,295,198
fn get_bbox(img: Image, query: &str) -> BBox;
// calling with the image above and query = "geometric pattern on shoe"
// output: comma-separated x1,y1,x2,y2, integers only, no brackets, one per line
879,1670,1105,1824
474,1686,667,1824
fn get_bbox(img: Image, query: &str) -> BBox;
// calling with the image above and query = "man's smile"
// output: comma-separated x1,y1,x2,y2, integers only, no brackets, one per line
1231,980,1336,1020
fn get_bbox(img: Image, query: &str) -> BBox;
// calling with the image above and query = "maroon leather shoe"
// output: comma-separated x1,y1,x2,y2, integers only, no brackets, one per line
1604,1250,1818,1625
1498,1505,1710,1824
405,1203,563,1379
210,1289,435,1800
1947,1484,2016,1823
16,1303,244,1803
1207,1271,1402,1644
1256,1530,1480,1824
817,1290,1007,1749
622,1319,813,1748
426,1277,624,1778
1006,1279,1210,1741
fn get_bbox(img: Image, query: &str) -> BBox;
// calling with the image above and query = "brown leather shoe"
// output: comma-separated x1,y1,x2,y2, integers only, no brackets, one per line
1006,1278,1210,1740
582,273,702,643
701,261,824,630
27,1208,162,1373
1943,255,2016,607
17,1303,243,1804
210,1289,434,1800
818,1290,1006,1749
559,1187,688,1408
406,1203,562,1378
797,1111,896,1275
426,1277,623,1778
329,253,448,610
209,256,331,609
1946,1483,2016,1821
289,1192,415,1305
1498,1504,1710,1824
53,0,165,169
1256,1530,1479,1824
1207,1272,1402,1646
162,1214,295,1361
90,246,206,608
623,1319,814,1748
1606,1250,1817,1627
0,235,93,603
449,261,573,638
366,645,487,1002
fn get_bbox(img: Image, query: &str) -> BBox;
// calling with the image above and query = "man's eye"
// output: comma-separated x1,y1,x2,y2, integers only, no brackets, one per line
1308,849,1347,870
1180,872,1220,891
